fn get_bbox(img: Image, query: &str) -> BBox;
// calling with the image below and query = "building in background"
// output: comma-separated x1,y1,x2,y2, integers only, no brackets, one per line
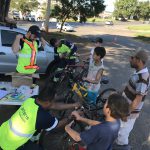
99,11,113,19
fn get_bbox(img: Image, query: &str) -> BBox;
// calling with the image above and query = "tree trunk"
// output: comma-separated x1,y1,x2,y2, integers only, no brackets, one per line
59,15,68,32
0,0,11,22
59,20,65,32
45,0,51,32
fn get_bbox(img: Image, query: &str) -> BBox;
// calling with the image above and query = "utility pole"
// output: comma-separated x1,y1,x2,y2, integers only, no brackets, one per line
45,0,51,32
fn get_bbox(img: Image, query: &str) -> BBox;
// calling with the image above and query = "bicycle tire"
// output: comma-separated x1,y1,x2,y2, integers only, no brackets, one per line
96,88,116,104
96,88,116,118
57,91,75,119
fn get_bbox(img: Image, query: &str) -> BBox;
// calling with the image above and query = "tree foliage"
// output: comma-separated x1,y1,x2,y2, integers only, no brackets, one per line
10,0,39,13
51,0,105,32
113,0,138,19
138,1,150,20
113,0,150,20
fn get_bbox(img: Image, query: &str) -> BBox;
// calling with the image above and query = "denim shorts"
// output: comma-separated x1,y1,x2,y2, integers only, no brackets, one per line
87,90,99,104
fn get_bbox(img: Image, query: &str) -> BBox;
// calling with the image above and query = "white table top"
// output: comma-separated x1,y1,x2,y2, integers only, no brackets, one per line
0,82,39,105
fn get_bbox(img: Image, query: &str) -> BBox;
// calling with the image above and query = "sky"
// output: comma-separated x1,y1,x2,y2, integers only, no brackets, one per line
104,0,116,12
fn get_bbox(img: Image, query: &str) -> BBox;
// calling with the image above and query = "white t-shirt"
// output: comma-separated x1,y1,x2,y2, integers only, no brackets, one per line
85,60,104,92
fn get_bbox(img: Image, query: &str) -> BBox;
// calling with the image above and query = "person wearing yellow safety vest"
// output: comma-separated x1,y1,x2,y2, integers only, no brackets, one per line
45,38,78,81
12,25,41,74
0,86,80,150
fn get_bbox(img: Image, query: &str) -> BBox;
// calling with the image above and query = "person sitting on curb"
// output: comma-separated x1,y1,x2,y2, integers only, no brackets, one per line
65,93,130,150
0,85,80,150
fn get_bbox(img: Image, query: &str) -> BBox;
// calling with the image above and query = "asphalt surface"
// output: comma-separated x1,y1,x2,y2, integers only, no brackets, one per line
0,21,150,150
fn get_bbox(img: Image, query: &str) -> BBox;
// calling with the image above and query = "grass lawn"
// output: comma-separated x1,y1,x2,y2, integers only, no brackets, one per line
128,25,150,31
128,25,150,43
66,17,113,23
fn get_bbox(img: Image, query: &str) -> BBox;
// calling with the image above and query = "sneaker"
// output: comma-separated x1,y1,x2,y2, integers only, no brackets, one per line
112,143,132,150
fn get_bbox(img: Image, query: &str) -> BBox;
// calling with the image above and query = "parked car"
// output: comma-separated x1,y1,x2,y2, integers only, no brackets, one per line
23,14,36,22
0,25,54,74
28,15,36,22
118,17,127,21
105,21,113,25
12,11,20,20
56,22,74,31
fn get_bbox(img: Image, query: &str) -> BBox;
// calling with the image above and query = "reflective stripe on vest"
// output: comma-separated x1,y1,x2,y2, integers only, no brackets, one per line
18,53,31,58
70,43,74,50
9,119,33,138
0,98,38,150
21,39,39,70
16,39,38,74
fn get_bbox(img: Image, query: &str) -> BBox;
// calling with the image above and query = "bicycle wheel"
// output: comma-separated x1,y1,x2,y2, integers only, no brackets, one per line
57,91,75,119
99,88,116,101
96,88,116,118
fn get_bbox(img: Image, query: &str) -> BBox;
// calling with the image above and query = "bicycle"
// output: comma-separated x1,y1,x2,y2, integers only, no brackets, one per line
45,58,89,97
40,66,116,150
49,64,116,120
60,85,116,150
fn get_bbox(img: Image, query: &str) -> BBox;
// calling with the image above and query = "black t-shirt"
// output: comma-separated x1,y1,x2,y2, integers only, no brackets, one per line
35,101,58,131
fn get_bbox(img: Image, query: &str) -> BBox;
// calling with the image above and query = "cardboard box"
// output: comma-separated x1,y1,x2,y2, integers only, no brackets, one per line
12,73,33,87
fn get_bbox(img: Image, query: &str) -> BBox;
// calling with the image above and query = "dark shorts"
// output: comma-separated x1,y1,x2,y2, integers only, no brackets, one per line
17,140,44,150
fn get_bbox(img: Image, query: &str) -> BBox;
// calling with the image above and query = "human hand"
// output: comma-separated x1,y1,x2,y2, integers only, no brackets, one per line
65,120,74,131
82,77,87,81
68,120,74,127
59,53,66,58
74,102,81,109
71,111,81,121
16,34,23,39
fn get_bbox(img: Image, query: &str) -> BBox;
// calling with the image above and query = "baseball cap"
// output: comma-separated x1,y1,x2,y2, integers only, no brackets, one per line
135,50,149,63
92,37,103,43
28,25,41,38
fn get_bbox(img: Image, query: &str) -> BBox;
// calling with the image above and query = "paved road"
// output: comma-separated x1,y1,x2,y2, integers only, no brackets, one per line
73,23,150,150
72,23,150,150
1,21,150,150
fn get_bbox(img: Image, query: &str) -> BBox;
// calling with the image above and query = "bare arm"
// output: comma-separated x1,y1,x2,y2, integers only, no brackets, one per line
72,111,100,126
65,121,81,142
79,116,100,126
12,34,23,54
40,37,46,47
130,95,143,112
84,69,103,84
49,102,80,110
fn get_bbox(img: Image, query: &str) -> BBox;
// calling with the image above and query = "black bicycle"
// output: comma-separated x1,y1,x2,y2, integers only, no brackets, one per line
48,64,116,120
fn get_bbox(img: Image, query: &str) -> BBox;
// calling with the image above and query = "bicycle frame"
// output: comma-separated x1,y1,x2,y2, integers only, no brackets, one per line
72,83,87,98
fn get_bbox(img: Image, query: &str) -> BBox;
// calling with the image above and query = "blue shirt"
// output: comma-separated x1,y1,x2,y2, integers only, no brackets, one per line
80,120,120,150
35,101,58,131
